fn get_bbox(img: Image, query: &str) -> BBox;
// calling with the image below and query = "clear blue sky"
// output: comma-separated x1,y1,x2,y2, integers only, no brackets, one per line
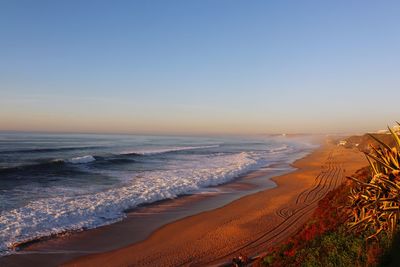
1,0,399,134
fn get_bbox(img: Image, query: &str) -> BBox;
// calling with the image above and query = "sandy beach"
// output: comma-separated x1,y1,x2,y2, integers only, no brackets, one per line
0,139,367,267
0,139,303,267
56,140,366,267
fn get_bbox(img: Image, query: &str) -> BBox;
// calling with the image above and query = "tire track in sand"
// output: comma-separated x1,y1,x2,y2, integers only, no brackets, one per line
196,147,344,266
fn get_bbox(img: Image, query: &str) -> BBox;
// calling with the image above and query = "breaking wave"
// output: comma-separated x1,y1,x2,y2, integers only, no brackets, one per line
0,151,265,255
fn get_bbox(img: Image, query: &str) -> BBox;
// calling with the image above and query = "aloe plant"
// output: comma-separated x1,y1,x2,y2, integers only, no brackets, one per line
347,123,400,240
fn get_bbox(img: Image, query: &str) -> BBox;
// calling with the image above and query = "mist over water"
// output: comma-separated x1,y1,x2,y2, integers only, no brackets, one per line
0,133,317,255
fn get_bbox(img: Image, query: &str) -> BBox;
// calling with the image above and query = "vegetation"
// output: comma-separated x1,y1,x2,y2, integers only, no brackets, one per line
258,124,400,267
347,125,400,241
258,168,385,266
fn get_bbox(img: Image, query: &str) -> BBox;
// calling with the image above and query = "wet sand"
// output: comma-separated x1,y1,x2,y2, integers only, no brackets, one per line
62,141,366,266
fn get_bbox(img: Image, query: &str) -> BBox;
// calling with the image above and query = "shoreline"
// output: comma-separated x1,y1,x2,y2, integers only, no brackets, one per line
0,146,309,267
63,141,367,266
0,138,367,267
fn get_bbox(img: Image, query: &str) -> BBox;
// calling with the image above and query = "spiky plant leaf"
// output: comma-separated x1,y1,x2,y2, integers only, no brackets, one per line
388,126,400,152
368,133,393,151
347,124,400,241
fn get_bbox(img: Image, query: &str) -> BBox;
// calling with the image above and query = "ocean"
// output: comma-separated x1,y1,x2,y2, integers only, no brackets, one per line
0,133,317,255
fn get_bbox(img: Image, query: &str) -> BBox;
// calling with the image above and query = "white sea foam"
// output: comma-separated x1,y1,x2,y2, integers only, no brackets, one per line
119,145,220,155
268,145,289,153
68,155,96,164
0,151,266,255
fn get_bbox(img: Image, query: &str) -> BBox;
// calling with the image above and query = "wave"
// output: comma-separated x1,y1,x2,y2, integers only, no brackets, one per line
0,151,266,255
119,145,220,156
0,156,134,178
101,158,137,164
0,145,220,174
0,146,105,155
0,160,73,177
0,158,98,179
68,155,96,164
268,145,289,153
0,157,96,176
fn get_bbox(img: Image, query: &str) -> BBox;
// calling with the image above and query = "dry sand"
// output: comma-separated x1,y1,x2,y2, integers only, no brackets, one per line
64,141,367,267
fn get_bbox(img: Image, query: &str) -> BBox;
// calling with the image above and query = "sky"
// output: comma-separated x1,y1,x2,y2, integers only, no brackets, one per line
1,0,400,135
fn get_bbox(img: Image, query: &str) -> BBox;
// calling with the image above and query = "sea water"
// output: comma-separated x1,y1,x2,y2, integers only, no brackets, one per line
0,133,317,255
